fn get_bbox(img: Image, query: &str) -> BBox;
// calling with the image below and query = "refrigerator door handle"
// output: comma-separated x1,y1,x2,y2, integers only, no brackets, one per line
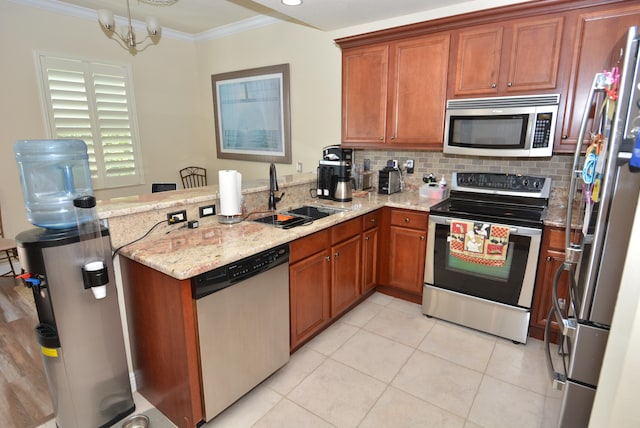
552,262,579,336
565,73,609,257
545,307,567,391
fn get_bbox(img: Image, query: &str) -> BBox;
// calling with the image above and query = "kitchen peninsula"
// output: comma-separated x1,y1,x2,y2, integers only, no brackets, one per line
100,172,445,427
101,172,568,427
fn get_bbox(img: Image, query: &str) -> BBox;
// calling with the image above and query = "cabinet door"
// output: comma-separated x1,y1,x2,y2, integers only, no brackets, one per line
506,17,563,92
331,235,362,316
531,250,571,344
388,226,427,295
558,4,640,153
362,227,379,293
289,250,331,350
453,26,503,96
388,34,450,147
342,44,389,144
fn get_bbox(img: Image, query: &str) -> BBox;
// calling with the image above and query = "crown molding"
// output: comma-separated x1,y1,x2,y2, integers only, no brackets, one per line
7,0,280,42
194,15,281,42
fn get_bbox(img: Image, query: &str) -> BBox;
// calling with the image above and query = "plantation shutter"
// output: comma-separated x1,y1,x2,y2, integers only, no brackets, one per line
37,54,144,189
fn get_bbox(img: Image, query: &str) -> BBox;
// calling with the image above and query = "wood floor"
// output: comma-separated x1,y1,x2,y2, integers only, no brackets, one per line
0,276,53,428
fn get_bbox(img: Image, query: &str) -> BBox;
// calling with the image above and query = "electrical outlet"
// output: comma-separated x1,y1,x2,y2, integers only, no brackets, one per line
405,159,414,174
296,162,303,173
167,209,187,225
199,204,216,218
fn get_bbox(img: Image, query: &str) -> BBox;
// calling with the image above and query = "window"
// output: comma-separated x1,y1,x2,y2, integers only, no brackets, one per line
36,53,144,189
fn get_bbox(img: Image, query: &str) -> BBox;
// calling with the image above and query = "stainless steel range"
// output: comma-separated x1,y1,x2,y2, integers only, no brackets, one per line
422,172,551,343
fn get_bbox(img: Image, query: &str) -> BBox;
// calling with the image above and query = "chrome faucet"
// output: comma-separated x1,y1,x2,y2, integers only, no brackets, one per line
268,163,284,210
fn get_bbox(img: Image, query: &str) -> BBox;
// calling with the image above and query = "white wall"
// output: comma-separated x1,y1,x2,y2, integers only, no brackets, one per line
589,195,640,427
0,0,201,237
193,21,342,182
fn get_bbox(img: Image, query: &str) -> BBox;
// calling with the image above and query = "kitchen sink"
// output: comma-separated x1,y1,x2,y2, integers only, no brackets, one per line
285,205,346,220
252,205,347,228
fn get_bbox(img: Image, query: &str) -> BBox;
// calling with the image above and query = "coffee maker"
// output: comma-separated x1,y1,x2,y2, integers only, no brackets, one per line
317,145,353,202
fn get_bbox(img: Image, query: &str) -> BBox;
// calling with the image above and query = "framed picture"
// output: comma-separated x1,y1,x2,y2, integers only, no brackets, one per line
212,63,291,164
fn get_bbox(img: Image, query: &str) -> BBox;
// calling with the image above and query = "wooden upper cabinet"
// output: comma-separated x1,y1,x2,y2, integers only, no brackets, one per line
451,16,564,97
453,26,503,96
557,3,640,153
341,33,450,149
342,45,389,144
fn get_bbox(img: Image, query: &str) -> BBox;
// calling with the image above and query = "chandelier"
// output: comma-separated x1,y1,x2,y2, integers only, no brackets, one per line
98,0,178,54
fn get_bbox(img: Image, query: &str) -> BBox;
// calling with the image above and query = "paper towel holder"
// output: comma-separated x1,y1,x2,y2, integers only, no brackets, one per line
218,214,242,224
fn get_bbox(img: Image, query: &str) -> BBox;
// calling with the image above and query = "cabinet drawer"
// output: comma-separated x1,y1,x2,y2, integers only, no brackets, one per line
390,209,428,230
362,209,381,231
290,229,330,264
331,217,362,244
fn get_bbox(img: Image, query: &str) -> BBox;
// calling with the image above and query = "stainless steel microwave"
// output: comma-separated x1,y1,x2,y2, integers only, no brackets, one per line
443,94,560,157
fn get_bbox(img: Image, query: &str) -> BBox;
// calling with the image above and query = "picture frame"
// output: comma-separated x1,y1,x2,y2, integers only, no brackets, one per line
212,63,291,164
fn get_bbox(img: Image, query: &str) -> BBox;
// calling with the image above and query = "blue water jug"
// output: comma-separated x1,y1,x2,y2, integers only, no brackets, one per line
14,139,94,229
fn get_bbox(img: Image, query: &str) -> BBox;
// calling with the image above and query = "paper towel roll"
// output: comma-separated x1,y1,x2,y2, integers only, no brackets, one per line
219,170,242,216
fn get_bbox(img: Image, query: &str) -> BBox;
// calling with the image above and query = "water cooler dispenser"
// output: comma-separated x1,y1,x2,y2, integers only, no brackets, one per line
14,139,135,428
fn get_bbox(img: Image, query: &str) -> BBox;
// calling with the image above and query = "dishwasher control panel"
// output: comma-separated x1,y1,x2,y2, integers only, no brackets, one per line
191,244,289,299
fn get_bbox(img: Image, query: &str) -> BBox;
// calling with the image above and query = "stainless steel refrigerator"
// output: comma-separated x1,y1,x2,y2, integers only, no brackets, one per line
545,26,640,428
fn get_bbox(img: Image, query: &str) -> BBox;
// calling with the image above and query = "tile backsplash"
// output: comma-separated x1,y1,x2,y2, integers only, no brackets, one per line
354,150,574,205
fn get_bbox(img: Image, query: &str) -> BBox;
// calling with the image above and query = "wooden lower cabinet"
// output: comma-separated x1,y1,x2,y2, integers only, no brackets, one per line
331,233,362,316
379,208,428,303
290,213,383,351
530,226,572,344
362,210,381,293
120,257,203,428
289,230,332,351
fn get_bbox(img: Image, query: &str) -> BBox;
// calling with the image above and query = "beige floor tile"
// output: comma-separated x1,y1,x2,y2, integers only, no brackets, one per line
253,399,334,428
386,297,425,316
288,358,386,428
463,421,486,428
360,386,465,428
340,300,384,327
204,384,282,428
263,347,326,395
364,306,435,348
419,321,496,372
392,350,483,418
305,321,359,356
467,375,545,428
365,292,394,306
485,338,550,395
331,329,414,383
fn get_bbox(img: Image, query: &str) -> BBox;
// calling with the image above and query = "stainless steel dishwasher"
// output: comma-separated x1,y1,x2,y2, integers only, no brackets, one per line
191,244,290,422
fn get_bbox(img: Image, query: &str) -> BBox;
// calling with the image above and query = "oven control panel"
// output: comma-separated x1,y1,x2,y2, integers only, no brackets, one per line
453,172,550,196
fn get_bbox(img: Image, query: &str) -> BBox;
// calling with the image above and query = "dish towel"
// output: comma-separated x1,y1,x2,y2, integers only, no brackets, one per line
449,220,510,267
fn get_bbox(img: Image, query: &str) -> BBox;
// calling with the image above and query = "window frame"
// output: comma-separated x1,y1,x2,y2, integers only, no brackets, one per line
35,51,145,190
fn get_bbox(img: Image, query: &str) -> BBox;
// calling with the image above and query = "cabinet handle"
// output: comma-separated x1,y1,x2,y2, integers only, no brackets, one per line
562,135,568,139
335,251,340,257
507,81,513,87
420,236,425,241
364,236,370,241
390,136,396,140
379,136,384,141
370,218,376,223
326,256,331,262
491,83,497,88
404,218,410,223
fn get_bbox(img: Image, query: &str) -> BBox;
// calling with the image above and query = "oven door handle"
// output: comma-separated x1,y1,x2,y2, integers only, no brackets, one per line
428,215,541,237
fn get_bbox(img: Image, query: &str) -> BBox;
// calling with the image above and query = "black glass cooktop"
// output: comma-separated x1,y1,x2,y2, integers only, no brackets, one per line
430,173,550,228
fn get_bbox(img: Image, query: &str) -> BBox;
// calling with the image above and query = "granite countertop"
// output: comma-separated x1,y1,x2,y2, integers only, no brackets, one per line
117,191,444,280
109,171,572,280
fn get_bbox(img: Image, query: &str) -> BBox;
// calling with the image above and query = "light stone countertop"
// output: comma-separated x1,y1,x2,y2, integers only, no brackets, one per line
116,190,445,280
105,170,569,281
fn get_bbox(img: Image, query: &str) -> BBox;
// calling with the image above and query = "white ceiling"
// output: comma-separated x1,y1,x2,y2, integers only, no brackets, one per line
16,0,523,36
